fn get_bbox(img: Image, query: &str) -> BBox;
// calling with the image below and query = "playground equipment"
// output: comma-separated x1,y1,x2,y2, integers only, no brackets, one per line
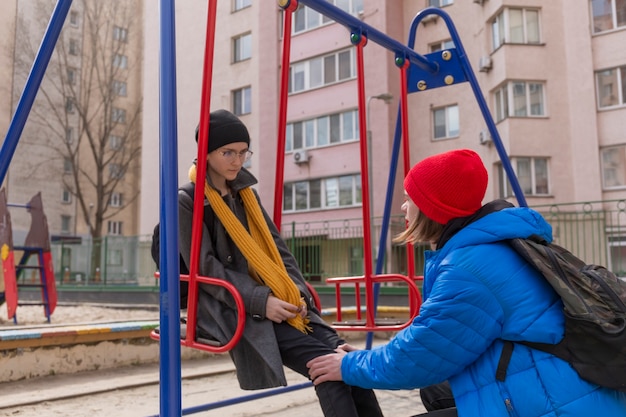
0,0,530,415
0,189,57,323
152,0,529,415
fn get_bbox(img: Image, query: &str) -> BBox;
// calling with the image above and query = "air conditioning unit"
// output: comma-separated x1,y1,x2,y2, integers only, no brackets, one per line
479,129,492,145
293,150,310,164
478,56,492,72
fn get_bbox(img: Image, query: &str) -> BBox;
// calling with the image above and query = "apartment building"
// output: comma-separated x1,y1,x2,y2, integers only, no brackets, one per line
141,0,626,279
0,0,143,243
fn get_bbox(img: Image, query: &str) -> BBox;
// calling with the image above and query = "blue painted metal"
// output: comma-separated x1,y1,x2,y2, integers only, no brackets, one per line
178,382,311,416
0,0,73,185
158,0,182,416
292,0,438,74
406,50,468,93
407,8,527,207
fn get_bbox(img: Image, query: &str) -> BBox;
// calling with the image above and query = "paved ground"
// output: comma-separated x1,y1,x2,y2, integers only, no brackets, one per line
0,354,427,417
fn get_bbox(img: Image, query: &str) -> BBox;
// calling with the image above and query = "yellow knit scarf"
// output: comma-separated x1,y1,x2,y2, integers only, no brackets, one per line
189,164,310,333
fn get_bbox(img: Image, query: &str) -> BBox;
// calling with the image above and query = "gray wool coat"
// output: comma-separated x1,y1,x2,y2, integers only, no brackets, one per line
178,167,331,390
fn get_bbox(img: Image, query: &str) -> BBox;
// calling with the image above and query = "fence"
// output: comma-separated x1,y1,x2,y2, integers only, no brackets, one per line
46,199,626,288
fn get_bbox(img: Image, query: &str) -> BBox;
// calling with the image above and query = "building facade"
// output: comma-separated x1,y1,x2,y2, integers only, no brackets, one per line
1,0,143,244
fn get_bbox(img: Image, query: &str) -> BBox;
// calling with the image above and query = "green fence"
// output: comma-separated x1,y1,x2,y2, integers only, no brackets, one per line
48,199,626,287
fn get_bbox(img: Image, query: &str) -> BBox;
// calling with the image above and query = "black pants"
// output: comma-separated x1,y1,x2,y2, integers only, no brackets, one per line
414,381,457,416
274,320,384,417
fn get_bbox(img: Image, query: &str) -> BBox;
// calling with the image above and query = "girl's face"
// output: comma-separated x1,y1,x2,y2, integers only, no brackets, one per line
206,142,250,184
401,191,419,225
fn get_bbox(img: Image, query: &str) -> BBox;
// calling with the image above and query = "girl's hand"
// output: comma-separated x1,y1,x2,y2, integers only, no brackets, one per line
265,294,303,323
306,350,347,385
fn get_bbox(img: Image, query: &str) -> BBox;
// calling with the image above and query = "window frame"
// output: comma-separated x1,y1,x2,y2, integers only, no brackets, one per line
285,109,359,152
113,26,128,42
498,156,551,198
494,81,546,122
233,0,252,12
283,174,362,213
107,220,123,236
288,48,356,94
591,0,626,34
232,86,252,116
600,145,626,189
432,104,460,140
596,65,626,109
491,7,542,50
232,32,252,63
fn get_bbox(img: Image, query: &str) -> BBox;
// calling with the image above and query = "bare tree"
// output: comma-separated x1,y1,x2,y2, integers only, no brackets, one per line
12,0,142,241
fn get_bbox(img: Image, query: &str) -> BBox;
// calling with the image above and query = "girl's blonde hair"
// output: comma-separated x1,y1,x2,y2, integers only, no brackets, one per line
393,209,444,245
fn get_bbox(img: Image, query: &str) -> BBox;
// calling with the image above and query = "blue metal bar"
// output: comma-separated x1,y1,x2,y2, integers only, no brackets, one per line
0,0,73,185
293,0,438,74
168,382,312,416
158,1,182,416
407,8,527,207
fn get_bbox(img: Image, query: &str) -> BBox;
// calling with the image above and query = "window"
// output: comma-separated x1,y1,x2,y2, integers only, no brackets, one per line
494,81,546,121
601,146,626,189
113,26,128,42
110,192,123,207
109,163,124,179
596,66,626,108
63,157,73,173
112,80,127,96
66,127,74,143
61,215,71,234
498,157,550,197
65,98,74,113
112,107,127,123
67,67,76,85
491,8,540,50
233,33,252,63
432,104,459,140
429,39,455,53
289,48,355,93
285,109,359,151
233,0,251,11
429,0,454,7
232,86,251,115
109,135,123,150
69,11,79,26
69,39,79,55
107,221,123,235
591,0,626,33
283,174,361,212
113,54,128,69
62,188,72,203
292,0,362,34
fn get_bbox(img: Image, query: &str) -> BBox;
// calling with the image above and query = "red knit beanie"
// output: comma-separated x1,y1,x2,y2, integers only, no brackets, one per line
404,149,488,225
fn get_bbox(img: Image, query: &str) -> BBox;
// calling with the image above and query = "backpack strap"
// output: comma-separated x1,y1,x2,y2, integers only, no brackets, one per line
496,341,515,382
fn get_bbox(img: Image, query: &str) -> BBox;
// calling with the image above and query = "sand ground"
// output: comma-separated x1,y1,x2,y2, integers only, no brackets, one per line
0,302,428,416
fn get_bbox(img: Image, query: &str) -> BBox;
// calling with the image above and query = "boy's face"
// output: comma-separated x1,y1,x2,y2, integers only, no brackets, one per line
206,142,250,182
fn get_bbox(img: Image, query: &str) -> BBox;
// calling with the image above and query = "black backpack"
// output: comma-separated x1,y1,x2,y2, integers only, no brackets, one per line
151,182,214,309
497,235,626,392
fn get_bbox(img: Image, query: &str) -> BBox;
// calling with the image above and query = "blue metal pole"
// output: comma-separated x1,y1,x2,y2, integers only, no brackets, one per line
159,0,182,416
407,8,527,208
295,0,437,74
0,0,73,185
144,382,313,416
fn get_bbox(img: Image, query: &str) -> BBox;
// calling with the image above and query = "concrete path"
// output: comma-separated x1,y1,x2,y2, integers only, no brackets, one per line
0,353,427,416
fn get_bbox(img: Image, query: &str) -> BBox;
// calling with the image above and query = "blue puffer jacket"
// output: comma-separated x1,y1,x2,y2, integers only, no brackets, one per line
341,206,626,416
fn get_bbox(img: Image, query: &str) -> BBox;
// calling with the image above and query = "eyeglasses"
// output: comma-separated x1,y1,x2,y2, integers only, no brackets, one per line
218,149,253,162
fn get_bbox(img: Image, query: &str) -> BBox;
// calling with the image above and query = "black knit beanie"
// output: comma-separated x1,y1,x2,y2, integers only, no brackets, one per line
195,109,251,153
